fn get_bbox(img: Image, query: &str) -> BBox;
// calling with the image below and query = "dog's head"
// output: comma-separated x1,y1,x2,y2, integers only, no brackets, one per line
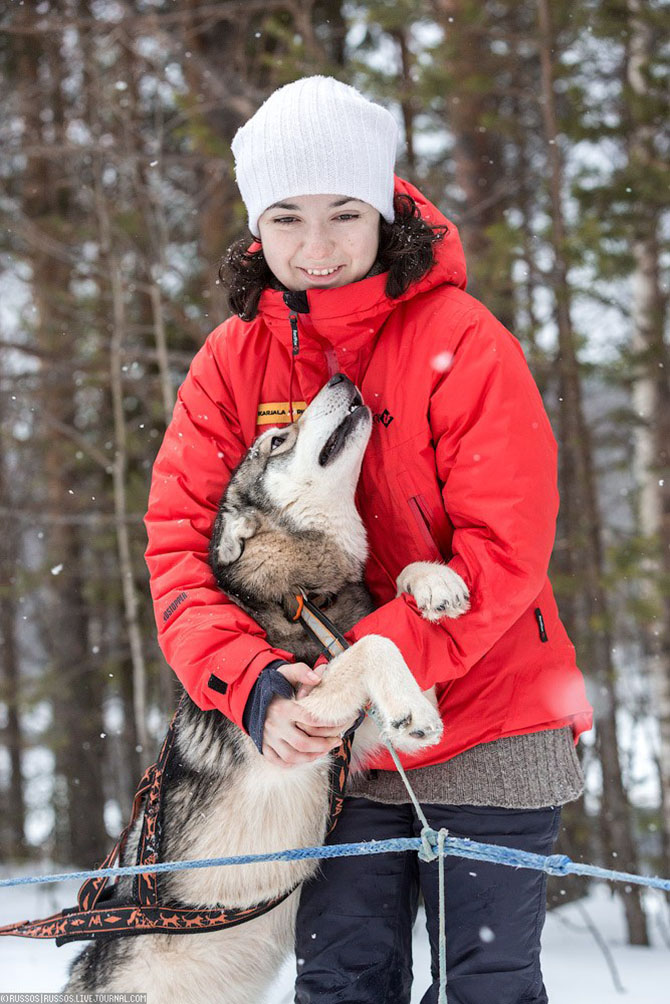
213,374,372,567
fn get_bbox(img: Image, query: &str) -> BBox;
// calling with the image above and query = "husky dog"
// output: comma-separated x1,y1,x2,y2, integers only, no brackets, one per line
64,373,470,1002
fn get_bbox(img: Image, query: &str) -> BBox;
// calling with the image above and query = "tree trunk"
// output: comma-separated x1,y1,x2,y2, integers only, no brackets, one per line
82,23,151,758
626,0,670,890
181,0,256,308
15,9,108,865
430,0,514,327
391,27,418,182
73,1,152,760
536,0,649,945
0,394,27,859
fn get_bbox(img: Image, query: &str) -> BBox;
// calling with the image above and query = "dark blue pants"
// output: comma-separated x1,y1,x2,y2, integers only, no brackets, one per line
294,798,561,1004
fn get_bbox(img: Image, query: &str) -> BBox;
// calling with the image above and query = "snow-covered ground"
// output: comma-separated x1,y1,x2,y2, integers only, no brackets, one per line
0,874,668,999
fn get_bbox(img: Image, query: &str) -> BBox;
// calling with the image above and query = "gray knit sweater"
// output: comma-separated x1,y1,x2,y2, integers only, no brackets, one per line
346,726,584,809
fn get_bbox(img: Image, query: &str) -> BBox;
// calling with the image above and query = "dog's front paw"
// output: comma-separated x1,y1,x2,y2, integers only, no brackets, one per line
396,561,470,621
374,690,443,754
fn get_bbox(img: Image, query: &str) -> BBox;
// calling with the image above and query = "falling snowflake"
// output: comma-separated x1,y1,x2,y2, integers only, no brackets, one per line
430,351,453,373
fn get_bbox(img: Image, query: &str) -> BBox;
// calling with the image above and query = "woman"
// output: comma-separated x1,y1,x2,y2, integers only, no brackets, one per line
144,76,593,1004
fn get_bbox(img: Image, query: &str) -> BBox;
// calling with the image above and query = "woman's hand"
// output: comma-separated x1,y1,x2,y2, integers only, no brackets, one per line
261,662,352,768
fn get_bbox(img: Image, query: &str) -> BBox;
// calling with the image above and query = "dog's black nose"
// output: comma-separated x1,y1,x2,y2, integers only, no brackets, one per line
327,373,347,387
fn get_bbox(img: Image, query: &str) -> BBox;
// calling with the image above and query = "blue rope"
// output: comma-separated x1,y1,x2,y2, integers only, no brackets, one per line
2,832,669,891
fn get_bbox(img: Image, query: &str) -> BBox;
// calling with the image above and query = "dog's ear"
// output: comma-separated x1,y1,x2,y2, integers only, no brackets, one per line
212,510,259,566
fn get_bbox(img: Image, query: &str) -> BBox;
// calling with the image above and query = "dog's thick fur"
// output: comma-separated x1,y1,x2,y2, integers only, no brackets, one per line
64,374,469,1001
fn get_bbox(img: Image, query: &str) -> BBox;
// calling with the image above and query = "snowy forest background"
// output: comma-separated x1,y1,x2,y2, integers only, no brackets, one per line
0,0,669,962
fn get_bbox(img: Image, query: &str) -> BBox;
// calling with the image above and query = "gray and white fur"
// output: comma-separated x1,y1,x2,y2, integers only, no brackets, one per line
64,373,470,1001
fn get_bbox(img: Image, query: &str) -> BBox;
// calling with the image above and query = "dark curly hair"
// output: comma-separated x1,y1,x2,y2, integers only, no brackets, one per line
219,193,447,321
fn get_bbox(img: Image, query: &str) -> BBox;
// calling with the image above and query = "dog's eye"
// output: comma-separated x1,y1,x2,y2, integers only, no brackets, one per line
270,435,285,451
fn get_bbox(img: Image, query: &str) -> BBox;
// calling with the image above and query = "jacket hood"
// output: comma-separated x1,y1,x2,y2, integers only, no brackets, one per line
254,176,467,350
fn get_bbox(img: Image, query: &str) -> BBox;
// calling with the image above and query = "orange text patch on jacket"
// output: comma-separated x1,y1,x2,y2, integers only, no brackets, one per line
143,177,593,771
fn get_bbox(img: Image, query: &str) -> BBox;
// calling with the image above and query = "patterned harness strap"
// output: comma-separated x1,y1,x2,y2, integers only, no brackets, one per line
0,597,354,943
76,706,179,916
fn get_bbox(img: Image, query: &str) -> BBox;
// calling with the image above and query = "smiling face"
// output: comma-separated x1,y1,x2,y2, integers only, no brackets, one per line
257,194,381,291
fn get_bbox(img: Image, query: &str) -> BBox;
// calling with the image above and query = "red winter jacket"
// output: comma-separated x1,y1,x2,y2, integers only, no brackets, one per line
144,177,593,771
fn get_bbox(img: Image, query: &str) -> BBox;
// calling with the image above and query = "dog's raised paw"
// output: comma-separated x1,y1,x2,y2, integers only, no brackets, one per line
379,696,443,753
396,561,470,621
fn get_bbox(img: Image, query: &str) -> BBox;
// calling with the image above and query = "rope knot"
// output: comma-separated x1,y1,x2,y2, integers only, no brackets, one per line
419,826,438,862
418,826,449,864
544,853,572,876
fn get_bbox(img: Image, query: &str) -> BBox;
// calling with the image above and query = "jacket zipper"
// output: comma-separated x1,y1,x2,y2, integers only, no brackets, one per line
287,313,300,422
407,494,441,558
288,312,300,355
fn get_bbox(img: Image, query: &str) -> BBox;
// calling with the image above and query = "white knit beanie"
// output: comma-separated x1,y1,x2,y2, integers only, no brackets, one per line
231,76,399,237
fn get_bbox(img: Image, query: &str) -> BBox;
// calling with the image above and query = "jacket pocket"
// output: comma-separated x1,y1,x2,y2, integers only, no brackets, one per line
407,494,442,560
